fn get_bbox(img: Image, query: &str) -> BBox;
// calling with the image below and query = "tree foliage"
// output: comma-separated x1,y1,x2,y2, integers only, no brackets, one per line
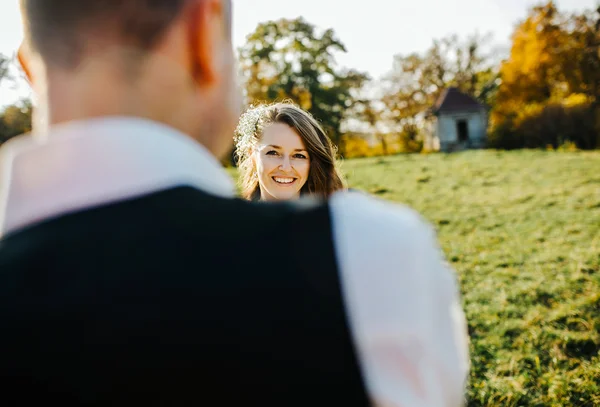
377,33,498,150
0,99,33,144
0,53,32,145
0,53,12,87
491,2,600,149
238,17,369,147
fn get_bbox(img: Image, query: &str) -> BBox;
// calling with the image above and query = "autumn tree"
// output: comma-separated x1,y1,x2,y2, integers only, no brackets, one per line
238,17,369,147
493,2,569,120
566,6,600,105
490,2,600,149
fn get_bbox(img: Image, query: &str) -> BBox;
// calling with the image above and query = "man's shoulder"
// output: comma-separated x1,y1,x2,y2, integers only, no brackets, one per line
328,190,434,243
326,190,443,278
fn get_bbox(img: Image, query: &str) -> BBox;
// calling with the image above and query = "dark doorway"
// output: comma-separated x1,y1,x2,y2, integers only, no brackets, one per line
456,120,469,143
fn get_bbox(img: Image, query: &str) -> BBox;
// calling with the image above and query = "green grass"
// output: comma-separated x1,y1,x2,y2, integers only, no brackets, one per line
228,149,600,406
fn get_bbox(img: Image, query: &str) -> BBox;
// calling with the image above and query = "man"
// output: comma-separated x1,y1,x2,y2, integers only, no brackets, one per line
0,1,469,406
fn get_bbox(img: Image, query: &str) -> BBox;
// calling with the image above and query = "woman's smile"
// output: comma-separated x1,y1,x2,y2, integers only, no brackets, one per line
272,176,297,186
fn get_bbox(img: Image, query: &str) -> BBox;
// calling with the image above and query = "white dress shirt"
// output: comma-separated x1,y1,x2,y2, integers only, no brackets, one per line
0,117,469,407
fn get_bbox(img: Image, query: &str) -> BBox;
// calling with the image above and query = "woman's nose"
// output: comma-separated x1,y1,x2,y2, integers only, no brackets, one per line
280,156,292,171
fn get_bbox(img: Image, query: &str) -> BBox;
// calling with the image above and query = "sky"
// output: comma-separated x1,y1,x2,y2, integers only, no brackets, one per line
0,0,597,107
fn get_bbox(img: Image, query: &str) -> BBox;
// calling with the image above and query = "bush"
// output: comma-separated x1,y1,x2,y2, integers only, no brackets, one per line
0,99,33,145
489,94,600,150
341,134,376,159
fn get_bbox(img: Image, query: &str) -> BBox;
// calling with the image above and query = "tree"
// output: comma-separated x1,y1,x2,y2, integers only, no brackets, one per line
493,2,570,121
566,6,600,106
0,53,12,87
238,17,369,147
0,99,33,144
489,2,600,150
380,32,498,148
347,97,389,154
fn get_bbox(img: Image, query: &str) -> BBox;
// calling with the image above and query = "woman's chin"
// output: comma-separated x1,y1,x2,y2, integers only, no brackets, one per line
269,188,301,201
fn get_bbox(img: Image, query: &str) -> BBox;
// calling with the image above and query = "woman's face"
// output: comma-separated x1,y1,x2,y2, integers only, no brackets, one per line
254,122,310,201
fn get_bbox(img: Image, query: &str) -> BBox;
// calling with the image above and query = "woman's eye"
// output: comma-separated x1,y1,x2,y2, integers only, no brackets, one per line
294,154,307,159
265,150,279,156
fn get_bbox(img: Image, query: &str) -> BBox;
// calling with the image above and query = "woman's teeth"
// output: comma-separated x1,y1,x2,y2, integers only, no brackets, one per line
273,177,295,184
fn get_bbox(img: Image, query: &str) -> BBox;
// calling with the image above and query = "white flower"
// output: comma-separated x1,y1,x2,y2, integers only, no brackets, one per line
234,104,269,156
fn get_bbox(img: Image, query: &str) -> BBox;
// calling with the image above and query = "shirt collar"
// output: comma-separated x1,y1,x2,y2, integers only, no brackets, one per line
0,116,235,237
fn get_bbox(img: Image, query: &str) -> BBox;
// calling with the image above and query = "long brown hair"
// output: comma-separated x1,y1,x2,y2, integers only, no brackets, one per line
234,102,346,200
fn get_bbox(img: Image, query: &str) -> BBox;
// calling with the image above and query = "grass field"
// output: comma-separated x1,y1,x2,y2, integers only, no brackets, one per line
229,149,600,406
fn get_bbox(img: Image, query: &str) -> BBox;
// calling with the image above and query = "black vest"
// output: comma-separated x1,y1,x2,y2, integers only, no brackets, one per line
0,187,370,406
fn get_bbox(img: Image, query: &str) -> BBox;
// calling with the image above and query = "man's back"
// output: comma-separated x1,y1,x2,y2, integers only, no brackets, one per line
0,118,469,406
0,186,370,406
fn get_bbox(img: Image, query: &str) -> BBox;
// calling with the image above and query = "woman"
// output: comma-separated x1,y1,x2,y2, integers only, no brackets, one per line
234,102,346,201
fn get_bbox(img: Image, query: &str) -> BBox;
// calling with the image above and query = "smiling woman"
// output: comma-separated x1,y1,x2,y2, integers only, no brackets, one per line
234,102,346,201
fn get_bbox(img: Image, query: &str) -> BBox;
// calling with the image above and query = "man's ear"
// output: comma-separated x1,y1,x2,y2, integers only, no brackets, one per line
17,44,34,85
187,0,227,86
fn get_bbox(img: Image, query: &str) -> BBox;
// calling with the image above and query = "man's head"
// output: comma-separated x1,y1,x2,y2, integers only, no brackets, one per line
18,0,241,159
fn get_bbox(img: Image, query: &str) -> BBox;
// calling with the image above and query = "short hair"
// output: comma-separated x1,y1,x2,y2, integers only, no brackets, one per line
234,102,346,201
20,0,223,69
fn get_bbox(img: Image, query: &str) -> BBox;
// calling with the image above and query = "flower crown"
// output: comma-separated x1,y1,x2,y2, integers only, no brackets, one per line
234,104,269,155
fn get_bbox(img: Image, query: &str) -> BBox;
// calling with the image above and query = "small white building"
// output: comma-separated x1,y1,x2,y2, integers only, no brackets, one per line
425,87,488,152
